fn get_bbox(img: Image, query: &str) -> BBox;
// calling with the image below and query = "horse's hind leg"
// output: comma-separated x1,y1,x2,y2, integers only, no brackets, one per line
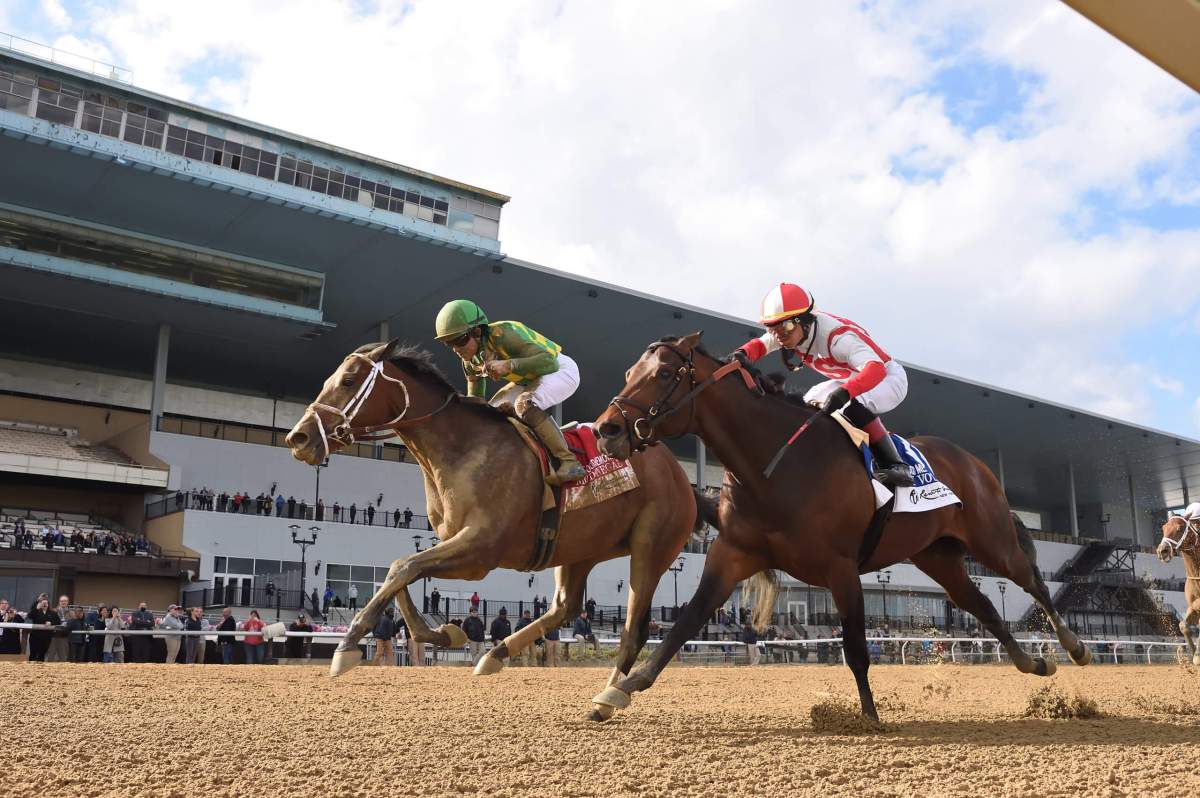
474,561,590,676
912,541,1054,676
1003,521,1090,666
827,559,880,721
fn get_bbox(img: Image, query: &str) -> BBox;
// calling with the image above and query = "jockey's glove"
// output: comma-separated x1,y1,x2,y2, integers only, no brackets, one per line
727,349,753,370
483,359,512,380
819,386,851,416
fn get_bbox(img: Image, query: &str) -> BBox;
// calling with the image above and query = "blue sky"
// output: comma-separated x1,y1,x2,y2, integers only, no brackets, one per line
4,0,1199,437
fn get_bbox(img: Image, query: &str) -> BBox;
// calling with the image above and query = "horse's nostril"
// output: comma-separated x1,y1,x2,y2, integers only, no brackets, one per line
597,423,620,439
287,431,308,448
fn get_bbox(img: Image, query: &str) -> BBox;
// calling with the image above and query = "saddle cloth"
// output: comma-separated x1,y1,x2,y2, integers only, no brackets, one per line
508,420,639,513
861,433,962,514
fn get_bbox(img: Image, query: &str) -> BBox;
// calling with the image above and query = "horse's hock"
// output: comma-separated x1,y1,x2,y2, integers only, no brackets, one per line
3,663,1199,798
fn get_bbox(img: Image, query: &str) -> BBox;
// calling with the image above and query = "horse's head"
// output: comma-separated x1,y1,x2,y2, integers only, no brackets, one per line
1157,514,1196,563
596,331,719,460
286,339,425,465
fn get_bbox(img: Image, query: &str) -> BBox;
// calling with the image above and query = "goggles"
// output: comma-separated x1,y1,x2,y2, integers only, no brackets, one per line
445,331,473,348
765,317,804,333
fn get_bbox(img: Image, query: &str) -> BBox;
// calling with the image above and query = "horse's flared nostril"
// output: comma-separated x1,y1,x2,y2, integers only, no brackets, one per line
286,430,308,449
597,423,621,439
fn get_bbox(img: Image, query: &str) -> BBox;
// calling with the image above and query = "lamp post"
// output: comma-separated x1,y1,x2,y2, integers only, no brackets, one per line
876,570,891,623
313,459,328,520
668,556,686,613
998,581,1007,627
290,524,319,610
413,535,428,612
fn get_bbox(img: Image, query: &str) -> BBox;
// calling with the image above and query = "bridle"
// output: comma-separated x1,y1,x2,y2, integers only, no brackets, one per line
608,342,761,453
304,353,453,459
1159,517,1199,558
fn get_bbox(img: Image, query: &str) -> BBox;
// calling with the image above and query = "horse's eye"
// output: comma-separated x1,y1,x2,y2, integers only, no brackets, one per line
657,368,672,380
341,376,355,387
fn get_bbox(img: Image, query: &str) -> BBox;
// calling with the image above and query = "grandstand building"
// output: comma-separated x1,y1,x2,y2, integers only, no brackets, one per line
1,39,1197,638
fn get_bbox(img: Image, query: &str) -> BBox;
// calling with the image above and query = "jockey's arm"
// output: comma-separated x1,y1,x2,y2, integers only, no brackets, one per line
493,324,560,380
830,332,887,398
736,332,779,362
462,362,487,398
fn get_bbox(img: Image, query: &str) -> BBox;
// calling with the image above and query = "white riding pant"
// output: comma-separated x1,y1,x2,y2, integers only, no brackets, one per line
526,353,580,410
803,360,908,415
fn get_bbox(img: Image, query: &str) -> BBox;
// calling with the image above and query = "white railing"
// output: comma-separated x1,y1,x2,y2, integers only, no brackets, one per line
0,31,132,83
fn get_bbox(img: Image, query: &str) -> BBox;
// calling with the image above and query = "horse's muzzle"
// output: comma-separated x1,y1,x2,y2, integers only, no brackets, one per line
1156,543,1173,563
595,422,630,460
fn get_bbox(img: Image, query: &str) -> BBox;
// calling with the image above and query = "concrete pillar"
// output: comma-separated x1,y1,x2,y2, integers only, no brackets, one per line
696,439,707,490
553,404,563,425
1067,462,1079,539
379,321,390,342
1127,473,1142,546
150,324,170,430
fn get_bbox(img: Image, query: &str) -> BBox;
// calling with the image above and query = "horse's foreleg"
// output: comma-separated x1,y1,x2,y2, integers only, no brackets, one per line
332,526,488,677
1182,603,1200,665
475,562,590,676
827,560,879,722
605,536,669,688
594,536,760,719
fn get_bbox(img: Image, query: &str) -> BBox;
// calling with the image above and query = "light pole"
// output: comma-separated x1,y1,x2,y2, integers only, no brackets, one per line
998,581,1007,627
668,557,685,613
968,576,982,633
290,524,319,610
413,535,428,612
876,570,891,623
313,459,328,520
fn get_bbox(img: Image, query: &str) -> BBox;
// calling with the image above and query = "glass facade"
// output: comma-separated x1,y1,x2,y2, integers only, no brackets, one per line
0,57,502,239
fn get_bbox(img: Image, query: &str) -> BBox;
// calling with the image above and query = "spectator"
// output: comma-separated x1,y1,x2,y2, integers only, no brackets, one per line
316,499,325,521
403,507,413,528
585,597,597,621
332,502,341,522
86,604,107,662
275,494,285,517
366,505,375,525
429,586,441,616
287,496,296,518
242,610,266,665
543,619,560,667
45,595,72,662
514,609,538,666
299,499,308,520
103,605,126,663
489,607,511,648
348,583,359,612
572,610,598,655
160,604,185,664
373,607,397,666
469,591,481,612
286,613,314,660
463,608,486,664
743,623,761,665
349,503,358,524
216,607,237,664
393,508,401,528
184,607,204,663
129,602,155,663
310,588,321,619
195,611,212,664
27,597,58,661
0,599,25,656
322,586,334,617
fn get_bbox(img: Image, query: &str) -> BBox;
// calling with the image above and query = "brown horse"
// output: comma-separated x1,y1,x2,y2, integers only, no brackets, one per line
589,333,1090,721
1156,514,1200,665
285,340,707,698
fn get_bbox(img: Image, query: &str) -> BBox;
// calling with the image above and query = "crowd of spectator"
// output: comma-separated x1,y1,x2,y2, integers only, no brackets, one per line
0,516,151,556
181,487,428,529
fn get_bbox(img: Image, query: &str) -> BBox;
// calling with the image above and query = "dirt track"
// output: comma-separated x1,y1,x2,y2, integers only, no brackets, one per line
2,662,1199,798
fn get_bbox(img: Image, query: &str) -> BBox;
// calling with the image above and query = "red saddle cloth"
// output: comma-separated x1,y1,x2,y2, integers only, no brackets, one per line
560,425,640,510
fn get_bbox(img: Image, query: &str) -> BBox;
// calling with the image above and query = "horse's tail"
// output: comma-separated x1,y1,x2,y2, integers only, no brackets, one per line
742,570,779,632
1011,512,1039,568
692,486,721,534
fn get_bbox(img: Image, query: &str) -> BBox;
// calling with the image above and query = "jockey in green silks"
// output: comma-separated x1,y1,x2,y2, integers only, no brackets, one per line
435,299,587,486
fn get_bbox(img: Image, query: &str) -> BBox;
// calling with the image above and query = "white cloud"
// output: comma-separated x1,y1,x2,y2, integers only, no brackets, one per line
27,0,1200,432
38,0,69,29
1150,375,1184,396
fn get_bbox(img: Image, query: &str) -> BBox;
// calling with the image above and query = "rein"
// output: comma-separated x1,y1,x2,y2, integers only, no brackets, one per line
305,353,454,459
608,343,761,453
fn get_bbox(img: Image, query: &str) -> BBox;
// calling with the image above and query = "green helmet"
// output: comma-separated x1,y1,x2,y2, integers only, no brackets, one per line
434,299,488,341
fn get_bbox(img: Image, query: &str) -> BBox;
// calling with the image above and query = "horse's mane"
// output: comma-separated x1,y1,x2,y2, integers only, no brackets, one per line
658,336,816,415
354,343,508,421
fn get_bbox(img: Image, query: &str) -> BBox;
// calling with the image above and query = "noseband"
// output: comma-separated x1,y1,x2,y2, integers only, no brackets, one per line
1160,517,1199,556
608,343,761,453
305,353,452,459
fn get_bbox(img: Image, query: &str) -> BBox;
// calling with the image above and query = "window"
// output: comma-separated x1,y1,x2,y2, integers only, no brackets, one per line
0,66,36,115
227,556,254,574
80,98,122,137
254,559,282,575
124,103,166,149
214,556,227,573
34,76,81,125
326,564,350,581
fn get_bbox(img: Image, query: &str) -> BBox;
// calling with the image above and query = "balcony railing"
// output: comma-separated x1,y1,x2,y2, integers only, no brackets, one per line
156,414,411,463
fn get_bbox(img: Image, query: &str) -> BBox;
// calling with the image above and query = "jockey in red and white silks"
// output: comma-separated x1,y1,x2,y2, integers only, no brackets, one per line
733,282,913,487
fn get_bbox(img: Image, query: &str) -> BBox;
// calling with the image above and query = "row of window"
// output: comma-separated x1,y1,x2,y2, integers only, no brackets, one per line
0,61,501,239
212,556,391,584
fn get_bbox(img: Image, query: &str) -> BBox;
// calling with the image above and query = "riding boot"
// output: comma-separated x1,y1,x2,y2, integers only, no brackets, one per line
526,410,587,485
870,434,913,488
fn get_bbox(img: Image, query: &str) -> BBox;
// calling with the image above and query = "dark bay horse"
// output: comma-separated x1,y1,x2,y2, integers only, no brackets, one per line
285,340,708,701
590,333,1090,721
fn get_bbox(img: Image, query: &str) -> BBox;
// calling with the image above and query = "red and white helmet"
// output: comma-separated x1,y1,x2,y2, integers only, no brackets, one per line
759,283,815,326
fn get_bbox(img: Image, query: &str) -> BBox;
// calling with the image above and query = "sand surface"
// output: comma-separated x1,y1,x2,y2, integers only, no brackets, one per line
2,662,1199,798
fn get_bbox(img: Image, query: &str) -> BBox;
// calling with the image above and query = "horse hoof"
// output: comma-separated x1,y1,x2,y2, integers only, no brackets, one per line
1192,654,1200,667
587,704,615,722
330,647,363,678
439,623,468,648
592,686,632,710
473,654,505,676
1033,657,1057,677
1071,646,1092,667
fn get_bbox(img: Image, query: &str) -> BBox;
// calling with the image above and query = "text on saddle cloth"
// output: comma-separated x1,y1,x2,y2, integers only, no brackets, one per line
506,420,640,513
860,434,962,514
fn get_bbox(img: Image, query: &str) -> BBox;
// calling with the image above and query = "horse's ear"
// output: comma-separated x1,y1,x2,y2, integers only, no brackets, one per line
370,338,403,362
678,330,704,349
